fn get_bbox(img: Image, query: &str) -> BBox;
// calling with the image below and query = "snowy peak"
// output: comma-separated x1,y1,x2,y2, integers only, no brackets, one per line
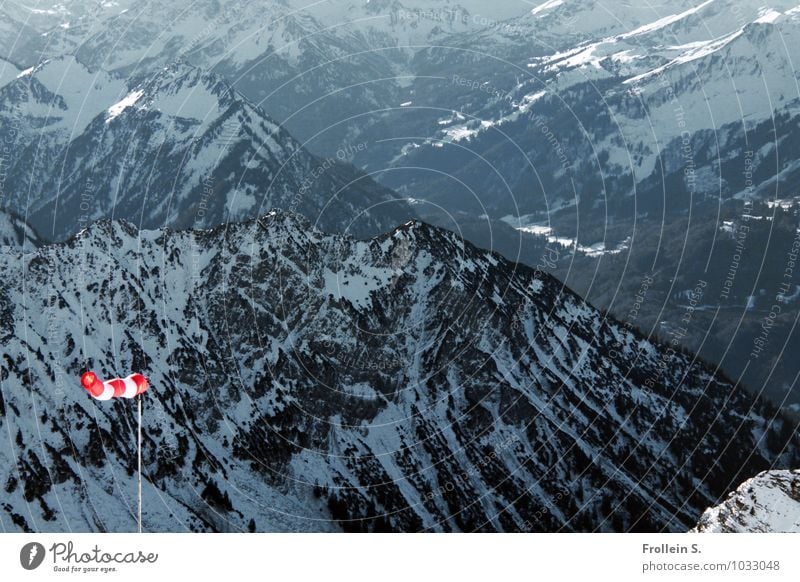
391,0,800,217
112,64,239,125
693,470,800,532
502,0,712,45
527,0,800,84
625,8,800,86
0,56,414,241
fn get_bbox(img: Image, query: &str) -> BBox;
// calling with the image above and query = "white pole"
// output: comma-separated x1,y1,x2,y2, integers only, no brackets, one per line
137,394,142,534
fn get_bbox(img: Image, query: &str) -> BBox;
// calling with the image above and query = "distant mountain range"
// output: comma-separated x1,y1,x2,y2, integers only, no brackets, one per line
5,1,800,208
0,0,530,156
0,56,413,240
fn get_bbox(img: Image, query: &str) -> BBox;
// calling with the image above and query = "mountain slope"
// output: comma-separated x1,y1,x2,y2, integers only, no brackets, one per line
0,56,129,218
692,470,800,532
386,1,800,217
0,57,414,240
0,212,796,532
0,57,20,89
6,0,534,155
0,209,40,250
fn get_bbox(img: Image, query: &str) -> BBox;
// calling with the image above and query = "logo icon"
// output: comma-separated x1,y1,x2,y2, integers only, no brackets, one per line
20,542,46,570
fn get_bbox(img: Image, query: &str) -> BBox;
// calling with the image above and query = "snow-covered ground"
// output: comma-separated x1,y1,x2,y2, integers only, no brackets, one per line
693,470,800,532
500,215,630,257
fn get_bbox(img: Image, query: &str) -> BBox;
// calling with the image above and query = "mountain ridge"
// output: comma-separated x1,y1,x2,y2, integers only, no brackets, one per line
1,211,796,532
0,57,415,241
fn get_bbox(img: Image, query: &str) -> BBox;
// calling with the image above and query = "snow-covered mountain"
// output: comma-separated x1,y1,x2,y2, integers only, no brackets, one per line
0,56,130,222
692,470,800,532
0,57,414,240
358,1,800,416
1,0,532,155
0,3,46,67
7,0,800,185
0,0,126,66
0,212,796,532
383,0,800,217
10,0,800,188
532,1,800,186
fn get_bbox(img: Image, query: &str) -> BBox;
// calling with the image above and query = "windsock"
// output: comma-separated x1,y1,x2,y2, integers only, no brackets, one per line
81,371,149,401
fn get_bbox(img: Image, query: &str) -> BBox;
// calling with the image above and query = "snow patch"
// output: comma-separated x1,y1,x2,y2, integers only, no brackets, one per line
619,0,715,39
754,8,782,24
501,215,629,257
16,66,35,78
624,28,745,84
531,0,563,17
106,89,144,122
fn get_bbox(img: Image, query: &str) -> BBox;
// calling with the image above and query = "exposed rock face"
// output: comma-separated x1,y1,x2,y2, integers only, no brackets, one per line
0,212,796,532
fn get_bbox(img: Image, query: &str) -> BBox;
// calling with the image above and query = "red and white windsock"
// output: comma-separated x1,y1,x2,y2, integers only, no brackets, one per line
81,371,149,401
